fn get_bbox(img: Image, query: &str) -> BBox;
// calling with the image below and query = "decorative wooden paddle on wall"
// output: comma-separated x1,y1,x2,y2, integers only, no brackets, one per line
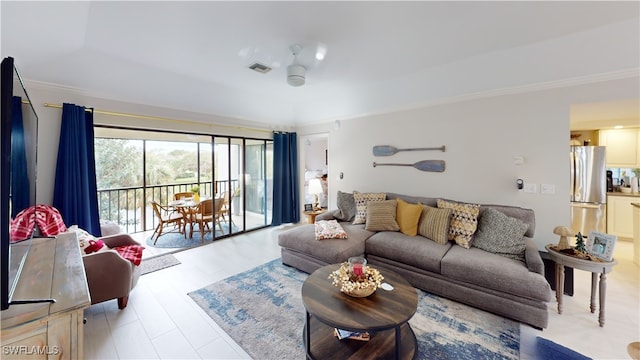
373,145,445,157
373,160,445,172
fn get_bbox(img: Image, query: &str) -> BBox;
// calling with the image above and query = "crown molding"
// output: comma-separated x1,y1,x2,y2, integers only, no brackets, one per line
411,68,640,111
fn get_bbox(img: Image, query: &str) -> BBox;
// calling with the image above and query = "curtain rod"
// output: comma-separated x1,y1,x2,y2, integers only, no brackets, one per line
40,102,272,133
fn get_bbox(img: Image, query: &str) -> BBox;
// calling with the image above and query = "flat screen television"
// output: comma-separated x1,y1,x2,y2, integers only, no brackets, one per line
1,56,40,310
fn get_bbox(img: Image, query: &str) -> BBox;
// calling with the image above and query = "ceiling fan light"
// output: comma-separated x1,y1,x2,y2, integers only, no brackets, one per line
315,44,327,60
287,64,306,87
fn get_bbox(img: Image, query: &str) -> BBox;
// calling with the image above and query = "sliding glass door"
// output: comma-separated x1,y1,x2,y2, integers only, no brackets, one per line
245,139,270,230
96,127,273,238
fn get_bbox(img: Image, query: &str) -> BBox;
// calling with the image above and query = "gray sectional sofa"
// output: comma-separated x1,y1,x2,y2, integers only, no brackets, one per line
278,192,552,329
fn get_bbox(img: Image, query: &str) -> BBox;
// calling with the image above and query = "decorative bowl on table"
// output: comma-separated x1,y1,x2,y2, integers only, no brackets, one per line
328,257,384,298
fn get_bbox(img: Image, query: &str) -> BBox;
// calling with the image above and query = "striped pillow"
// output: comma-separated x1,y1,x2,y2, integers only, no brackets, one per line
365,200,400,232
418,205,452,244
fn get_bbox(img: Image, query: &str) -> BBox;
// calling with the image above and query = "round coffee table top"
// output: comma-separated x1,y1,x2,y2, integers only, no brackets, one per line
301,263,418,332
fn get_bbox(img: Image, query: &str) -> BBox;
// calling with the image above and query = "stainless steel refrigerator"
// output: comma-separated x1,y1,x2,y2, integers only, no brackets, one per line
570,146,607,236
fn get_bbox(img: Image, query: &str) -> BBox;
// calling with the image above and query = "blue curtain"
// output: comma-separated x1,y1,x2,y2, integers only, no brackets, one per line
271,132,299,225
53,103,101,236
10,96,29,218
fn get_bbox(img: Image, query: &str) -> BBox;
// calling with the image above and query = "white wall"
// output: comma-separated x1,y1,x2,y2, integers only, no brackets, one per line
299,76,639,250
304,137,327,173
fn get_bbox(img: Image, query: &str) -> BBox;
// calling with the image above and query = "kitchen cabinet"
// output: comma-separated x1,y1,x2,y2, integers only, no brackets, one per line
607,194,636,239
598,128,640,167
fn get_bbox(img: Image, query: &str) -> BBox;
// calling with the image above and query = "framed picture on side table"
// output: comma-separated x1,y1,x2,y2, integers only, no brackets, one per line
304,203,313,212
586,231,617,261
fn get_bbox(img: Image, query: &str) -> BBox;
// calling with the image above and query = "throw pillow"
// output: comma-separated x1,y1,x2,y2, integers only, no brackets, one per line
352,191,386,225
334,191,356,222
473,208,528,262
365,200,400,232
315,220,348,240
418,205,452,244
395,198,423,236
436,199,480,249
68,225,109,255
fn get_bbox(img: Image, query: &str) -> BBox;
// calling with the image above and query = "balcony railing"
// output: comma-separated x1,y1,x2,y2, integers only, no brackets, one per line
98,180,239,234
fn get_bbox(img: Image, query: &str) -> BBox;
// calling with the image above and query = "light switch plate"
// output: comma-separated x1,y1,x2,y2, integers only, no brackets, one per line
541,184,555,195
513,156,524,166
523,183,537,193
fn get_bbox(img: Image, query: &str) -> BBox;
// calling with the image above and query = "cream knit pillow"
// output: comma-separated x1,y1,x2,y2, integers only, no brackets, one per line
352,191,386,224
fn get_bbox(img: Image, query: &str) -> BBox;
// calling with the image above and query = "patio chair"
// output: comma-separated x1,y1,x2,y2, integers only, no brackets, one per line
220,191,236,226
187,198,215,243
150,201,184,244
174,192,193,201
213,197,225,234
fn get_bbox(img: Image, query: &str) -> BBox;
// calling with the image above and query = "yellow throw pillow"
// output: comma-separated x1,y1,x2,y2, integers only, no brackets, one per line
436,199,480,248
396,198,423,236
418,205,452,244
365,200,400,232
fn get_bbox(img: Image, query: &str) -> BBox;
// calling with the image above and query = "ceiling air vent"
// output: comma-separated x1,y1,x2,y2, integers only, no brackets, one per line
248,62,272,74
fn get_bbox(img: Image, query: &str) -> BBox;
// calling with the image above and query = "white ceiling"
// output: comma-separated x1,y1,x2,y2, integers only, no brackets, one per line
2,1,639,128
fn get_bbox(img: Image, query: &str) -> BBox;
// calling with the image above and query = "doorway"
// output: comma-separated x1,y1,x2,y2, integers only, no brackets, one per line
302,133,329,210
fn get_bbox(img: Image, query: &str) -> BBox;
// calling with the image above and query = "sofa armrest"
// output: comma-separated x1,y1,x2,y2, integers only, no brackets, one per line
524,237,544,275
83,250,133,304
99,233,141,248
316,210,337,221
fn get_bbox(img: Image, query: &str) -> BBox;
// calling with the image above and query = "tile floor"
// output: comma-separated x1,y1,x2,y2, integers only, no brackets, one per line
85,226,639,359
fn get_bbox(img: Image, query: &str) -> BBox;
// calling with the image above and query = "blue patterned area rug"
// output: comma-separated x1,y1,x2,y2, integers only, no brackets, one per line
188,259,519,360
145,222,237,248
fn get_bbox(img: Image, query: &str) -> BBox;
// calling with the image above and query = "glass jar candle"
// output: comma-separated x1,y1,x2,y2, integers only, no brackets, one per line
348,256,367,277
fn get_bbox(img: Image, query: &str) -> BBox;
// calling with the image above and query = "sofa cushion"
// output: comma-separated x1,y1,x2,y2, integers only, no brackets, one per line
418,205,452,244
353,191,386,224
437,199,480,249
396,198,423,236
441,245,551,301
366,231,452,274
365,200,400,232
100,220,122,236
473,208,528,262
335,191,356,222
278,223,373,264
386,193,437,207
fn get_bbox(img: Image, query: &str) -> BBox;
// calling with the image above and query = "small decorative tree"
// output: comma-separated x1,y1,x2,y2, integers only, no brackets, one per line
575,232,586,253
190,185,200,202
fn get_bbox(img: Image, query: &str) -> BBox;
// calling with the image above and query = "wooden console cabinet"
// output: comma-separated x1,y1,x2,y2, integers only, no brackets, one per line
1,232,90,359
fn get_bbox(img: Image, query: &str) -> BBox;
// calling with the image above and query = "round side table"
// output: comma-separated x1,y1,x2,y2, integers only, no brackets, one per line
544,245,617,327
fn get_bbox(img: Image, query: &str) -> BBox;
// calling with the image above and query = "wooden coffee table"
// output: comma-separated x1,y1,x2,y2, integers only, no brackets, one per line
301,264,418,359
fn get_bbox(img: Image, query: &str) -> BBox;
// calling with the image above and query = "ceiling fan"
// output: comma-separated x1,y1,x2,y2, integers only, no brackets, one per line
287,44,306,87
242,42,327,87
